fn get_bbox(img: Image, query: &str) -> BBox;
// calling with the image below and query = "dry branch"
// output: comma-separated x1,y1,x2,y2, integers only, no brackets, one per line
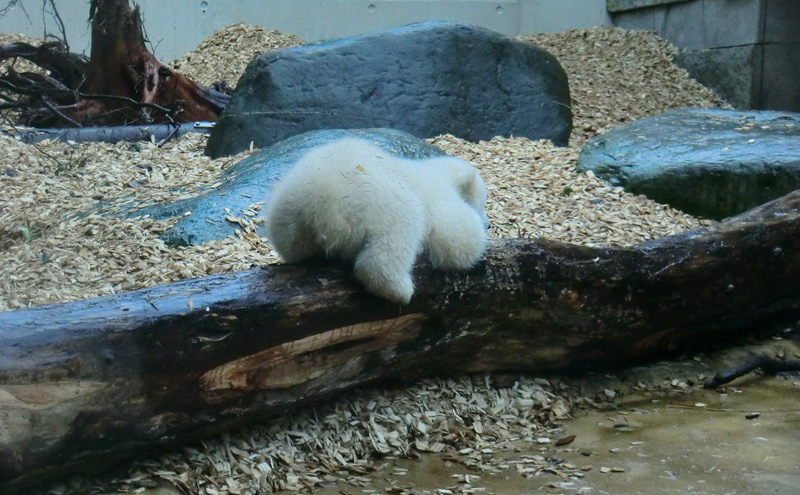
0,41,87,89
704,355,800,388
1,189,800,492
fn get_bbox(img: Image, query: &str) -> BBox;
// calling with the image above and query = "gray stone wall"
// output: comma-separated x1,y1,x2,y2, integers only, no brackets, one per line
607,0,690,12
0,0,611,63
610,0,800,112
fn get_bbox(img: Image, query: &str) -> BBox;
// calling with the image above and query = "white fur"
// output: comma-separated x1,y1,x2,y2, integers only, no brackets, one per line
265,137,490,304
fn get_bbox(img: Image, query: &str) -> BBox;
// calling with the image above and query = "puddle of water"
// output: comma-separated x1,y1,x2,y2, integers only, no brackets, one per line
560,378,800,495
311,375,800,495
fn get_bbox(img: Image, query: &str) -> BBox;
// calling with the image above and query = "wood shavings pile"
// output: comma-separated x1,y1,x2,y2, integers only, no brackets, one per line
1,23,726,495
432,134,708,247
118,376,577,495
0,129,710,312
171,23,305,88
519,27,729,147
0,133,278,311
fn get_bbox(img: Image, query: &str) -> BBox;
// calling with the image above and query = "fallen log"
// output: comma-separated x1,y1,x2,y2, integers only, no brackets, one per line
2,189,800,492
14,121,214,144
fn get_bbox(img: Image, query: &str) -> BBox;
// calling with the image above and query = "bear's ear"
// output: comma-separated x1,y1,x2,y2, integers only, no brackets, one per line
455,166,487,207
459,169,482,199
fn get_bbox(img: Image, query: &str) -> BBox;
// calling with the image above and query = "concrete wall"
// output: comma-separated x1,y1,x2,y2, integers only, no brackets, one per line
0,0,611,62
611,0,800,112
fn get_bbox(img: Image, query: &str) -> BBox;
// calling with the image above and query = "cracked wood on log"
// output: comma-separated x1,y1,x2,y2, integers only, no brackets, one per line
2,190,800,491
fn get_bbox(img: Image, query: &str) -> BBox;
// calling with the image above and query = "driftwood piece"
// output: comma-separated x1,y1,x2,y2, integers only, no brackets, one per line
2,190,800,491
704,355,800,388
15,122,213,145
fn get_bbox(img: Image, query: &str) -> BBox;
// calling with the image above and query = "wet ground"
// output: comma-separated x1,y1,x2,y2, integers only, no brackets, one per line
307,386,800,495
312,338,800,495
130,336,800,495
558,383,800,495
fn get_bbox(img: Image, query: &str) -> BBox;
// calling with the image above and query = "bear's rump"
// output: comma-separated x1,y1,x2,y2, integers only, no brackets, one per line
300,167,425,260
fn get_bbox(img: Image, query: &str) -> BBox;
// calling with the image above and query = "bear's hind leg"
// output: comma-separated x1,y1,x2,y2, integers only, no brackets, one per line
352,225,423,305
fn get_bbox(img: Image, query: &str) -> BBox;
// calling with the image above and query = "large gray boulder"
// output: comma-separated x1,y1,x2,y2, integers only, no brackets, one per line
108,128,445,246
577,107,800,219
205,21,572,158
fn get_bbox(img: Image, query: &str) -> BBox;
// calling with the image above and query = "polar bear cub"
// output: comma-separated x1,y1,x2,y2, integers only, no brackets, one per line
265,137,490,304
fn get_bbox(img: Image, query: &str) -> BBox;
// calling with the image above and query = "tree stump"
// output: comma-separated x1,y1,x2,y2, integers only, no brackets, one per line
0,0,228,127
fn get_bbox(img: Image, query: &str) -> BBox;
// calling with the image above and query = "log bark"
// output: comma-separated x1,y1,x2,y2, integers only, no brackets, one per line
2,190,800,491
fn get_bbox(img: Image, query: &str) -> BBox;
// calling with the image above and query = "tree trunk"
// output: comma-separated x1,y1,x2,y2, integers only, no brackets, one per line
77,0,224,124
2,190,800,492
0,0,228,127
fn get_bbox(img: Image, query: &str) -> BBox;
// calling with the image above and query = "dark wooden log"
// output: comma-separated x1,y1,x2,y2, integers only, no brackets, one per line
2,190,800,492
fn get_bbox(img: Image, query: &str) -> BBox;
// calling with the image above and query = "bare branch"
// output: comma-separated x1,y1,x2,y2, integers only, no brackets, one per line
0,41,88,87
38,94,81,126
44,0,69,51
3,188,800,491
0,0,30,21
78,91,178,121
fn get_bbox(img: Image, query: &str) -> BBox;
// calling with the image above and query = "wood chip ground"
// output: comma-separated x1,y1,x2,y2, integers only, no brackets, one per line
0,24,727,494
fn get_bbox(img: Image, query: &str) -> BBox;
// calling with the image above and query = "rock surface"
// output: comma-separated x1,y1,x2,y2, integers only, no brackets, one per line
576,107,800,219
131,128,446,246
205,21,572,158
